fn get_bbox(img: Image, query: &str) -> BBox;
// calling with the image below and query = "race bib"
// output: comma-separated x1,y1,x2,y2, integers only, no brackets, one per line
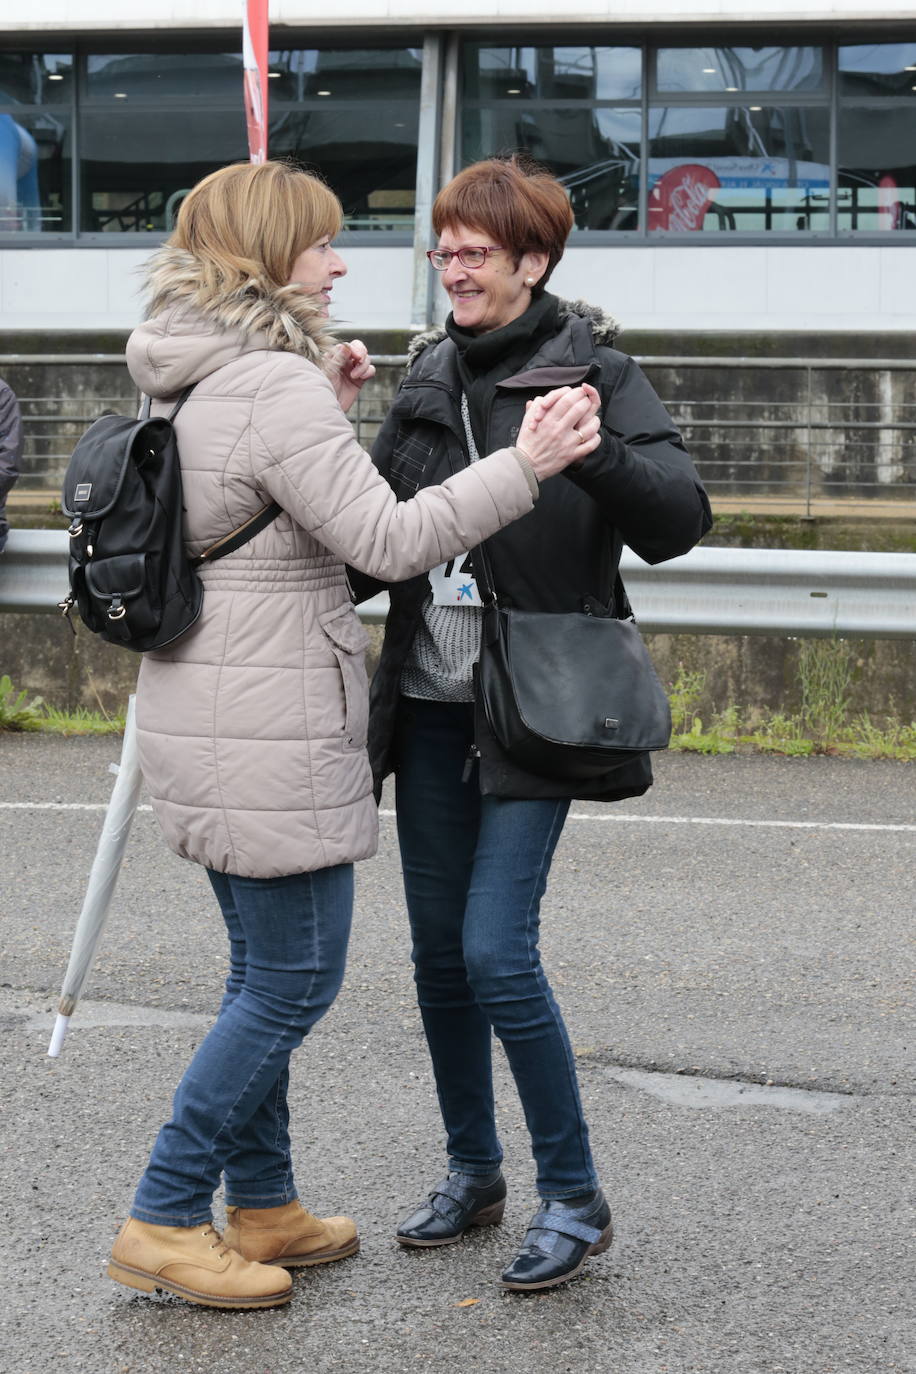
428,552,483,607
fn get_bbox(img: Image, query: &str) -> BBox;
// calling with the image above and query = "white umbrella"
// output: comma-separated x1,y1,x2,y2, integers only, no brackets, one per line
47,695,144,1056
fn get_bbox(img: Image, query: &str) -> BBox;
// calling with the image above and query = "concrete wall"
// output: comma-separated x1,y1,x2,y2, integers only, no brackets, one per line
3,244,915,335
5,335,916,503
3,611,913,729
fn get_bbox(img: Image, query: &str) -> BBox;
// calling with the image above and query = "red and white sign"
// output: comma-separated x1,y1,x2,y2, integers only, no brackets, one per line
243,0,269,164
648,163,721,233
877,174,901,232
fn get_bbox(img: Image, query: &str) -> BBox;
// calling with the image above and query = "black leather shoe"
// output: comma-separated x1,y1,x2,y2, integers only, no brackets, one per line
396,1172,507,1248
500,1189,613,1291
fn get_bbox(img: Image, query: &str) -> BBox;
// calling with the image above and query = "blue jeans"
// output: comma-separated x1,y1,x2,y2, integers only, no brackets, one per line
394,697,598,1200
131,865,353,1227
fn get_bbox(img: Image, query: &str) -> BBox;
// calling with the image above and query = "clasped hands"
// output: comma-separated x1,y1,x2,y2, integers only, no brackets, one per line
515,383,602,481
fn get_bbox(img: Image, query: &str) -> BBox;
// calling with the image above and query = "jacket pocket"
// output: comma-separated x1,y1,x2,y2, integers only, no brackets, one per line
318,604,371,750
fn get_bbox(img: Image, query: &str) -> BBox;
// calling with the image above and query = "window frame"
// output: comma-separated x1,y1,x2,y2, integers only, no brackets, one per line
1,27,915,248
0,30,425,247
457,28,916,246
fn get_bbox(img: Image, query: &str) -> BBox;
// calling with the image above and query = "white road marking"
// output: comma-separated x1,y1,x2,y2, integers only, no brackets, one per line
1,804,913,832
379,808,916,833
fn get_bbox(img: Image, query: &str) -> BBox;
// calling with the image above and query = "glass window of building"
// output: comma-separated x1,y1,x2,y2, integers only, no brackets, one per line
462,43,642,231
2,34,916,245
81,53,247,232
85,52,244,102
647,106,831,232
837,42,916,96
655,46,824,93
837,44,916,231
649,47,828,234
78,45,421,234
267,48,422,230
0,52,73,105
0,52,72,234
464,45,641,100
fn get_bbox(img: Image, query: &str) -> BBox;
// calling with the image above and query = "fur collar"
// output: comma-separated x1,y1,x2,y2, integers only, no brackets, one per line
142,244,335,364
406,297,621,367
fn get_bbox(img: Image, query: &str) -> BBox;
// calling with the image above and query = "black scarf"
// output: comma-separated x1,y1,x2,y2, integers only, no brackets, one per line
445,293,562,454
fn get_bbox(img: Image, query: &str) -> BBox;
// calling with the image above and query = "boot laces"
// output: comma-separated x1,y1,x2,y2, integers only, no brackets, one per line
201,1223,231,1258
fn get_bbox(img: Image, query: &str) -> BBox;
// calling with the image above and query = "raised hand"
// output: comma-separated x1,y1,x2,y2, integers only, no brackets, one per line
327,340,376,412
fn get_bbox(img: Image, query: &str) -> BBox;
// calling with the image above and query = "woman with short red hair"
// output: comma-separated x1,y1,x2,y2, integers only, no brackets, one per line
355,154,712,1292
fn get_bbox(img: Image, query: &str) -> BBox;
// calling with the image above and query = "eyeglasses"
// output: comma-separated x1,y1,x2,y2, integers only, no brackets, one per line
426,246,503,271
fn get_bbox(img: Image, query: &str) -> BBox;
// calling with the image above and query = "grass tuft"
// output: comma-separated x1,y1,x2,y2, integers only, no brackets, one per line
666,660,916,761
0,674,45,731
39,704,127,736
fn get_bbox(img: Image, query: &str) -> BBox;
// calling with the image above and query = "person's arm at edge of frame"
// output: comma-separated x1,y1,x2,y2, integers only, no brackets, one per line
0,380,23,552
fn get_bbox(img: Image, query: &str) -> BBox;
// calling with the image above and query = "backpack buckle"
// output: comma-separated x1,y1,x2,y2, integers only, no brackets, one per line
107,596,127,621
58,594,77,636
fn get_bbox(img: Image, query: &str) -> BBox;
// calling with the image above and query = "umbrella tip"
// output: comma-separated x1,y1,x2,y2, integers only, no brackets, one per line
47,1013,70,1057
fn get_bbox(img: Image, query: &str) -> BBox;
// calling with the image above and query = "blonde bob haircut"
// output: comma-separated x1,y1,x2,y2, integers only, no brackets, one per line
170,160,343,291
432,154,574,290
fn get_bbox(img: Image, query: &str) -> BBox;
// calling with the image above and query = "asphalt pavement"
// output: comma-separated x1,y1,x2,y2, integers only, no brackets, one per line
1,736,913,1374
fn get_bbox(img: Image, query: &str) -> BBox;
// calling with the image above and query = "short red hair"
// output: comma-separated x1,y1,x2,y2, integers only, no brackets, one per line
432,155,573,289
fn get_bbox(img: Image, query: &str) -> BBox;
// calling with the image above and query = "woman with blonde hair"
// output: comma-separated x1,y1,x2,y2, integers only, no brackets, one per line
106,159,600,1310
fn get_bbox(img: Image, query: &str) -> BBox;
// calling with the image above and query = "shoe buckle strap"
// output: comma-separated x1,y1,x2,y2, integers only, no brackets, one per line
433,1177,476,1207
528,1211,603,1245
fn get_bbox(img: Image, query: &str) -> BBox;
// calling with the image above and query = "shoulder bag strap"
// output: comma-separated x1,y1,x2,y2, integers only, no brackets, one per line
458,391,499,611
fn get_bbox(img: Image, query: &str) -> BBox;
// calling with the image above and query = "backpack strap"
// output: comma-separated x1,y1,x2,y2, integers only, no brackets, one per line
167,385,195,421
144,381,282,566
138,384,193,422
193,501,284,567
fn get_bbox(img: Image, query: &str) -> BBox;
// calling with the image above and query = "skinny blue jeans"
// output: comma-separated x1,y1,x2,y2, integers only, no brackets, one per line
394,697,598,1200
131,865,353,1227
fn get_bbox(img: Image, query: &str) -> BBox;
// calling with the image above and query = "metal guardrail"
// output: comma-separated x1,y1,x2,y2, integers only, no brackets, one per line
3,353,915,519
3,531,915,639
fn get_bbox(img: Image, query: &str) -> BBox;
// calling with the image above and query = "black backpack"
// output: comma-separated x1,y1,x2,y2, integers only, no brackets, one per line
59,387,281,653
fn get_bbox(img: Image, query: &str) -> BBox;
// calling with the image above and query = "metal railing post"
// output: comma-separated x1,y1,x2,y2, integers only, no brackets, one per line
410,34,444,330
805,364,813,519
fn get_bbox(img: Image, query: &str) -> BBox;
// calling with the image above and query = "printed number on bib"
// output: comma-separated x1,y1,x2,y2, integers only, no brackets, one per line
428,553,482,607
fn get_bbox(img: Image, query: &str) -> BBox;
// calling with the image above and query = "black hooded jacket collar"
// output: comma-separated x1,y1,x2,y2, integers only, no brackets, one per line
397,297,615,433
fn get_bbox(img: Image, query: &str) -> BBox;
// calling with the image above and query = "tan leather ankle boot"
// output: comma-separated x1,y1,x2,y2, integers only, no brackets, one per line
223,1199,359,1268
108,1217,292,1308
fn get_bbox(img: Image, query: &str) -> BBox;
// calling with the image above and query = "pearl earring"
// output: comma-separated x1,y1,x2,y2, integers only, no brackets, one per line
526,276,535,287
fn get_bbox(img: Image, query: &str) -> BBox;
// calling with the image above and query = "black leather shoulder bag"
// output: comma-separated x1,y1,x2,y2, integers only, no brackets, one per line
465,400,671,781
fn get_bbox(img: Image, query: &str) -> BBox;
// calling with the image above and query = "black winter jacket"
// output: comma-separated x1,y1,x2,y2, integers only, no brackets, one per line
353,297,712,802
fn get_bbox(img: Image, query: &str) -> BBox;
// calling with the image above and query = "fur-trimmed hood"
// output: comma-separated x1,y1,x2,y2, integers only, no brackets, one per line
127,244,336,398
406,296,621,368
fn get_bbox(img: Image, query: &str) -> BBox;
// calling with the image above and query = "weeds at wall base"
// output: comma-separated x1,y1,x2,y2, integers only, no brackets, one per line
0,674,125,735
1,650,914,757
668,654,916,761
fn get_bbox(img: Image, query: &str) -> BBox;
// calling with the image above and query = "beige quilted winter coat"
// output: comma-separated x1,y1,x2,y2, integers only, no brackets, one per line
127,248,537,879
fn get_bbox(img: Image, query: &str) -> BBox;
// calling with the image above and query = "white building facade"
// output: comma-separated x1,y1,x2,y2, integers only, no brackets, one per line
1,1,914,337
